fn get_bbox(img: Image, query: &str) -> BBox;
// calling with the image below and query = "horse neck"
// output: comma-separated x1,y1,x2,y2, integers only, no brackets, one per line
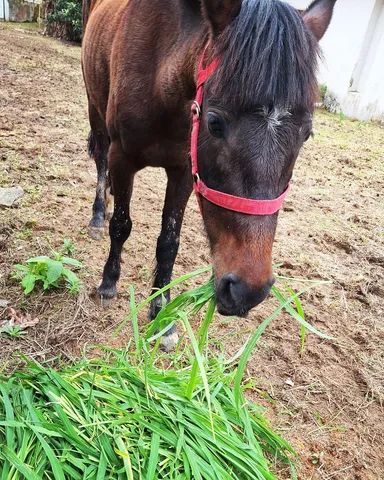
158,4,209,103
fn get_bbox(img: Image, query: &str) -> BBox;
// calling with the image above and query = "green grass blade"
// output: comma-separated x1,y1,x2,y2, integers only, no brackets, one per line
179,312,214,437
271,285,333,339
1,445,42,480
115,436,134,480
0,383,15,450
137,266,212,311
234,287,313,409
96,449,108,480
146,432,160,479
29,426,66,480
129,285,141,357
0,382,15,478
286,286,307,353
185,298,215,399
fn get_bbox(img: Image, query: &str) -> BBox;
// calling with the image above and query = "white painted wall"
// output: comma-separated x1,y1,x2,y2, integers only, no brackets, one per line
0,0,10,21
286,0,384,120
342,1,384,120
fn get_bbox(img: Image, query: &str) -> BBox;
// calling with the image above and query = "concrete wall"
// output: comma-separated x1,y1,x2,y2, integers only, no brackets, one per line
342,1,384,120
287,0,384,121
1,0,40,22
9,0,38,21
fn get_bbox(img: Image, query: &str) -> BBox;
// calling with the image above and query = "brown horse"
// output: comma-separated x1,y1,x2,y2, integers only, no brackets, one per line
82,0,336,349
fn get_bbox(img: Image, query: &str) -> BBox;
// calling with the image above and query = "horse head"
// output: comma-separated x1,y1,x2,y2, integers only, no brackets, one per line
196,0,336,315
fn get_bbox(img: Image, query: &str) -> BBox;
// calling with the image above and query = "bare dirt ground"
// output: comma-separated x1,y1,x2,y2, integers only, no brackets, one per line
0,24,383,479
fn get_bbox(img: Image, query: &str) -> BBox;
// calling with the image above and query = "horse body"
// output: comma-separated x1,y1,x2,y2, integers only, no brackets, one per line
82,0,206,350
82,0,337,350
83,0,202,166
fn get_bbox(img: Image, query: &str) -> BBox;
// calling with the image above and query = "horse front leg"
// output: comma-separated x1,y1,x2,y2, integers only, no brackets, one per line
150,165,193,351
98,140,135,304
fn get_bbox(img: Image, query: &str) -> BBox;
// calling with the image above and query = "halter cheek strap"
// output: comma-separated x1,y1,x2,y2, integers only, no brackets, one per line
190,51,290,216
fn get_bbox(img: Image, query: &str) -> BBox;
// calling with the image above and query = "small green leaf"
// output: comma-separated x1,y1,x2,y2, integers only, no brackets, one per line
62,268,79,286
21,273,36,294
26,256,50,264
61,257,82,268
14,264,29,272
46,260,64,285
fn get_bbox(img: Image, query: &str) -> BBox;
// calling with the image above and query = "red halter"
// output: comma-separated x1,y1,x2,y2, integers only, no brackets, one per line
190,51,290,215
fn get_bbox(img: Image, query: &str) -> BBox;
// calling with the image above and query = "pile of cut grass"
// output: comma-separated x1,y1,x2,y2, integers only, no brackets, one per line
0,268,329,479
0,349,294,479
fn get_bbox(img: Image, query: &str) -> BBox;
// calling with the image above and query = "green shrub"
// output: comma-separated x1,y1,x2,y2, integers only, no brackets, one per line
46,0,82,42
319,84,328,103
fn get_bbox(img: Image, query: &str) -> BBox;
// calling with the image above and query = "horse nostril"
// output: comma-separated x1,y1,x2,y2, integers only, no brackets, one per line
217,273,243,309
216,273,274,316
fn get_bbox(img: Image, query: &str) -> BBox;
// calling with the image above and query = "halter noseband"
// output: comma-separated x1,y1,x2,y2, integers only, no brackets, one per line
190,50,290,216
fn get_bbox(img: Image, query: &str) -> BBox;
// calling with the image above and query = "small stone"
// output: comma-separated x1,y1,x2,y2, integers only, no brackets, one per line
0,299,10,308
0,186,24,207
283,204,295,212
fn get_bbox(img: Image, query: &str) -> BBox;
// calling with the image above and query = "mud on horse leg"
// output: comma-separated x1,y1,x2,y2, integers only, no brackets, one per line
87,105,110,240
98,140,135,305
150,165,193,351
105,174,114,222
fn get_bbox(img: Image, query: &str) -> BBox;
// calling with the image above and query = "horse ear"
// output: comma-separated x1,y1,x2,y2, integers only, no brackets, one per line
201,0,242,36
302,0,336,41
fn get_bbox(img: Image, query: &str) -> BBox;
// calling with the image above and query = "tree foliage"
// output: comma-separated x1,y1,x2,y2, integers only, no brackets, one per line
45,0,82,43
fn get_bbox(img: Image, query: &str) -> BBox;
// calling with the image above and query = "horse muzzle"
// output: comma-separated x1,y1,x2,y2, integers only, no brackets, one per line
215,273,275,317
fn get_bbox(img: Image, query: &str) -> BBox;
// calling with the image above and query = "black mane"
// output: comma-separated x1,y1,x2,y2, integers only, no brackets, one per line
210,0,319,110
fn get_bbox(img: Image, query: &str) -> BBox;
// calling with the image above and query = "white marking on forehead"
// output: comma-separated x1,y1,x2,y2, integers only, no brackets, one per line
262,106,291,132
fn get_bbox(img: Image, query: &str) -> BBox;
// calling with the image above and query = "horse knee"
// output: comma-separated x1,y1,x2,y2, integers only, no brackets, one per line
89,131,109,229
109,211,132,243
156,234,180,265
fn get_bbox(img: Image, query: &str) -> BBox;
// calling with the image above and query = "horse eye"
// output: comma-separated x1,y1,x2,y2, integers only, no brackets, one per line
304,130,313,142
207,112,225,138
301,126,313,142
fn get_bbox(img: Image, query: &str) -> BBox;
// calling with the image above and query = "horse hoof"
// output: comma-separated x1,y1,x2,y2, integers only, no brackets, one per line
92,292,115,308
96,285,117,308
160,331,179,352
89,226,104,240
99,295,114,308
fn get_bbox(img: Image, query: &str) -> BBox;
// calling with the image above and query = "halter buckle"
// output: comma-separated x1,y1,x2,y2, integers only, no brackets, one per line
191,100,201,118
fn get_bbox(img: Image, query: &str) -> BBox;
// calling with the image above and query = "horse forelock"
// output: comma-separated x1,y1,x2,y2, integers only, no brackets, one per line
210,0,320,111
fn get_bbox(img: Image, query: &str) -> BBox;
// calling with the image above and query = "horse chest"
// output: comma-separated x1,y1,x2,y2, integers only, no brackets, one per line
140,138,190,168
117,107,191,168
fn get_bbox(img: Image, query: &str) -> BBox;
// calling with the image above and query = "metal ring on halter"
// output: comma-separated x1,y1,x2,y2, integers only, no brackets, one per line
192,100,201,118
193,173,200,183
